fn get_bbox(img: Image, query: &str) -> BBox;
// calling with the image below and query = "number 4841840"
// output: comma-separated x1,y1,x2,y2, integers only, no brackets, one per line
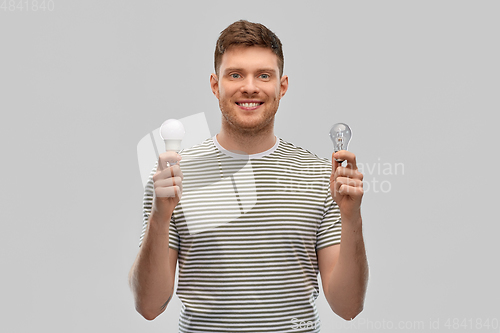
1,0,55,11
444,318,499,330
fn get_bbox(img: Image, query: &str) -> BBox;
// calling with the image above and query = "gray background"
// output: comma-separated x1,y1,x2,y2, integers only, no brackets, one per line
1,0,498,332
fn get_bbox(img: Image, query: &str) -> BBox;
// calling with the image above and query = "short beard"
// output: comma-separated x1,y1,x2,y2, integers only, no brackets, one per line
219,99,279,137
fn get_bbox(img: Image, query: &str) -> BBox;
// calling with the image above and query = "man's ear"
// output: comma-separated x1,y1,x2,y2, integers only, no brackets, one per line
279,75,289,99
210,73,220,99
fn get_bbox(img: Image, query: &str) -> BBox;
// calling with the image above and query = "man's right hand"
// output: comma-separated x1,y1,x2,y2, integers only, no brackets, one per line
130,151,181,319
152,152,183,219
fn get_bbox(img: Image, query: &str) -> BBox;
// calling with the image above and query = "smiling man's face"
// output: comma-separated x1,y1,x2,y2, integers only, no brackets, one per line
211,45,288,136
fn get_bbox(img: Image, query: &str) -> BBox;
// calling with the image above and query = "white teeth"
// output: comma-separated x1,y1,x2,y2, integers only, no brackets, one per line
239,102,260,107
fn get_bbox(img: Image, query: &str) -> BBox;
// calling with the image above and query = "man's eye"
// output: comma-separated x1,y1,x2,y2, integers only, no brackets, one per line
259,74,270,79
230,73,241,79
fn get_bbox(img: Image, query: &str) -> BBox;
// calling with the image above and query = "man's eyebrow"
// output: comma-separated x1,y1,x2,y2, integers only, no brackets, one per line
257,68,277,74
223,67,243,73
223,67,277,74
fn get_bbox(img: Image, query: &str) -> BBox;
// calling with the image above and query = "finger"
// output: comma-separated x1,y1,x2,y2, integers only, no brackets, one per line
335,176,363,189
336,184,364,197
154,177,183,189
153,164,183,182
157,152,182,172
155,178,183,194
334,167,364,181
334,176,363,196
170,166,175,186
170,164,183,178
333,150,357,170
154,185,182,198
338,184,364,197
332,153,341,177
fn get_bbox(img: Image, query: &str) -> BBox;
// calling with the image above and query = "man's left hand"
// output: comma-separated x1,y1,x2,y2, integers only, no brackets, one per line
330,150,364,221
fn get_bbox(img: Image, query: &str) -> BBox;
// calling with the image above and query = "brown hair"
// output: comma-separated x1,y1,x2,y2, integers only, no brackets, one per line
214,20,284,77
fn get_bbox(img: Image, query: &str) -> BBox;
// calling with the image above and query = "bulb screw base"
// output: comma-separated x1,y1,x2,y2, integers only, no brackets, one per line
164,140,182,152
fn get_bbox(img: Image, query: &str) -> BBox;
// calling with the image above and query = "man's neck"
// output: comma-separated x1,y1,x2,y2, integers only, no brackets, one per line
216,126,277,155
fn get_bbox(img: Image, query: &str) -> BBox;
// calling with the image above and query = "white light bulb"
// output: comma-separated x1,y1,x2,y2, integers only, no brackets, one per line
160,119,185,152
329,123,352,161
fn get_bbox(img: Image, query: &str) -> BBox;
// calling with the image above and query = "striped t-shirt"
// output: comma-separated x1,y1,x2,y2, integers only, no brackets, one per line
141,137,342,332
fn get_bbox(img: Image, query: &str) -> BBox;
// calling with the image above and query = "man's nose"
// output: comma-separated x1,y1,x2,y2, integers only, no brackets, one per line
240,77,260,95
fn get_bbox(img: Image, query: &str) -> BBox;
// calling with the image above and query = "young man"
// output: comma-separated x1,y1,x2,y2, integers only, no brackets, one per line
129,20,368,332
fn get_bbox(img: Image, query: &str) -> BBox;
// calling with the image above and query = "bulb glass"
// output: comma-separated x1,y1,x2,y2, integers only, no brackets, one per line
160,119,185,152
329,123,352,158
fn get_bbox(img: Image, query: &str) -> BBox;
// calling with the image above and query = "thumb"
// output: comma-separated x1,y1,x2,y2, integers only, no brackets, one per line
332,152,341,173
157,152,182,171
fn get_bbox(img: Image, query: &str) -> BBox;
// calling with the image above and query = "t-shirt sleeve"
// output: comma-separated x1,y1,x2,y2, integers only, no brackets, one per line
316,182,342,250
139,162,180,251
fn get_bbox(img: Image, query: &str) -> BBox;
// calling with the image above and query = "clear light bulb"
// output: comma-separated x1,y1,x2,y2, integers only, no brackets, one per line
160,119,185,152
329,123,352,162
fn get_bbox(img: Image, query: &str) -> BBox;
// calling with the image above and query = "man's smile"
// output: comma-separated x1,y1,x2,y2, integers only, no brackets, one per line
236,100,264,110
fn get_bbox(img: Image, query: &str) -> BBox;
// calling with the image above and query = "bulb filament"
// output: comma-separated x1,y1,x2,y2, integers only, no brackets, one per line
336,134,344,151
